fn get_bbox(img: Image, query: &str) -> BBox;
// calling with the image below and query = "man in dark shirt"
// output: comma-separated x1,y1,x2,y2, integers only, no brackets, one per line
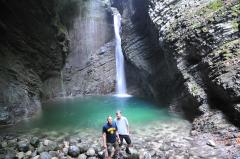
102,116,120,158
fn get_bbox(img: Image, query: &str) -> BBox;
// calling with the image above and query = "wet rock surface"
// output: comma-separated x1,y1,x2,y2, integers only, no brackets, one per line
0,119,240,158
116,0,240,134
146,0,240,131
0,0,70,125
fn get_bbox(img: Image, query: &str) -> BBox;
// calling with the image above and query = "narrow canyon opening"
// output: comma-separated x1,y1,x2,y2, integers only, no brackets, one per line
0,0,239,158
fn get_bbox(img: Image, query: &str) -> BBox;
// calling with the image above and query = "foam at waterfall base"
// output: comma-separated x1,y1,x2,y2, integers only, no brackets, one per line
114,94,132,98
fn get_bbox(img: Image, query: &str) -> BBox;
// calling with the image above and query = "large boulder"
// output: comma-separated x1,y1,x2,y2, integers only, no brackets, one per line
17,140,30,152
40,152,52,159
86,147,95,157
30,137,40,148
43,139,58,151
68,145,80,157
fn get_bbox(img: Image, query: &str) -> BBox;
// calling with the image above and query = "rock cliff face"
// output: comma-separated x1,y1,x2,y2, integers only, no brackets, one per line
116,0,240,131
0,0,239,131
0,0,69,125
42,0,116,99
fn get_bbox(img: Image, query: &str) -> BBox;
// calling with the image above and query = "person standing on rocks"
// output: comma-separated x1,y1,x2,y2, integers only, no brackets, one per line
102,115,120,159
114,110,132,154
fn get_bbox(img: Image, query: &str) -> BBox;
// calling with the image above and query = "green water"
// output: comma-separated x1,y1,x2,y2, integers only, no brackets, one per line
2,96,179,134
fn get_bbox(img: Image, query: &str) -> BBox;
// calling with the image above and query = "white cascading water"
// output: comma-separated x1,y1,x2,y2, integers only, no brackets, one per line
113,9,130,97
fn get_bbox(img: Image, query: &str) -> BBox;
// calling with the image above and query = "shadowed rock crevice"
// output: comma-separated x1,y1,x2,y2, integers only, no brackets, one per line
114,0,240,131
0,0,71,125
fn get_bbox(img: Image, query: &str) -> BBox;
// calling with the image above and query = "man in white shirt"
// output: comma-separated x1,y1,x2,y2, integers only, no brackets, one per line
114,110,132,154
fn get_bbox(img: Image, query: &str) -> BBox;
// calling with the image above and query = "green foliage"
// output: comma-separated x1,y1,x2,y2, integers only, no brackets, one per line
220,49,232,60
231,20,239,31
191,85,198,95
207,0,223,11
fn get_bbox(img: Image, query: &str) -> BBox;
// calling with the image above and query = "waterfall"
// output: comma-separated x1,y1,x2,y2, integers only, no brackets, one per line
113,9,130,97
60,71,66,98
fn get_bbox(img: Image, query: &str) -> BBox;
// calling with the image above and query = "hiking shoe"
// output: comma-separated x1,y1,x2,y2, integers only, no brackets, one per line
125,148,131,155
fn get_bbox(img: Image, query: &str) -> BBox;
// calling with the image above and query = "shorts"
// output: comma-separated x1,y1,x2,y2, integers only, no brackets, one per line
107,141,119,155
119,135,131,145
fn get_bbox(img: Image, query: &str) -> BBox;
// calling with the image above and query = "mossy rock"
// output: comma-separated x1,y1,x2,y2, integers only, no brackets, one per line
207,0,224,12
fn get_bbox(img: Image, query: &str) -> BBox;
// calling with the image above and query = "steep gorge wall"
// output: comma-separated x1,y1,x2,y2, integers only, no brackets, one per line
0,0,69,125
148,0,239,131
118,0,240,131
42,0,117,99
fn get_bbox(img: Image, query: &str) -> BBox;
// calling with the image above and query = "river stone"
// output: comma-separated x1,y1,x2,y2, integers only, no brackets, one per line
37,143,45,154
32,155,40,159
69,137,81,144
144,153,151,159
18,140,30,152
78,154,87,159
63,147,68,155
78,144,89,153
68,145,80,157
86,147,95,156
4,152,16,159
16,152,25,159
8,139,18,147
159,144,170,151
128,148,139,159
43,140,58,151
40,152,52,159
32,150,38,158
1,141,8,148
30,137,40,147
26,150,32,156
207,140,216,147
49,151,58,157
139,149,151,159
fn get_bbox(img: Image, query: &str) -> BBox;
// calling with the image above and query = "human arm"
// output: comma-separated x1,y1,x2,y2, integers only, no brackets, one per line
102,126,107,148
125,117,130,135
116,131,120,143
115,122,120,143
102,132,107,148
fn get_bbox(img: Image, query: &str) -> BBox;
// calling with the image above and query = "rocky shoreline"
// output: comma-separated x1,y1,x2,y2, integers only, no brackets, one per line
1,119,240,159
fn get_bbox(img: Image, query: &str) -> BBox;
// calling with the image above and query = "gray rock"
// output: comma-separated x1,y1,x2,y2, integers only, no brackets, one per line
16,152,25,159
68,145,80,157
30,137,40,147
43,140,58,151
40,152,52,159
32,155,40,159
37,143,45,154
4,152,17,159
18,140,30,152
207,140,216,147
1,141,8,148
49,151,58,157
159,144,170,151
69,137,81,144
78,154,87,159
8,139,18,147
78,144,89,153
87,157,97,159
62,147,68,155
25,150,32,156
128,148,139,159
86,147,95,156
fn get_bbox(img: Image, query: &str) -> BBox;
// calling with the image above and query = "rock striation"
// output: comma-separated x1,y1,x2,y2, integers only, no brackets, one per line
0,0,69,124
114,0,240,132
